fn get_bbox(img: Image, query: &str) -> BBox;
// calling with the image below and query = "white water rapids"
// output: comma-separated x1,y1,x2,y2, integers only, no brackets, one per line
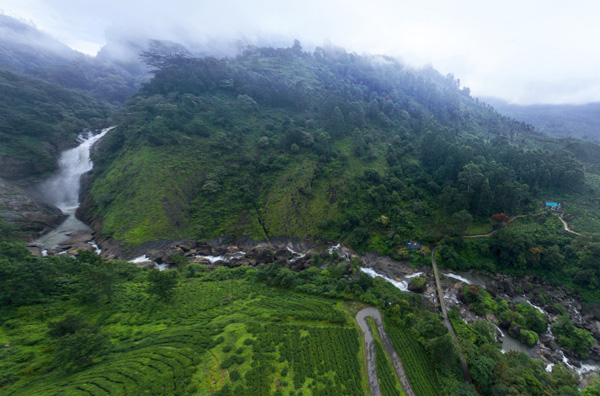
35,128,113,249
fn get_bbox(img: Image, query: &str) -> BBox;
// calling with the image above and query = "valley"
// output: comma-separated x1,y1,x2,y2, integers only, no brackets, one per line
2,14,600,395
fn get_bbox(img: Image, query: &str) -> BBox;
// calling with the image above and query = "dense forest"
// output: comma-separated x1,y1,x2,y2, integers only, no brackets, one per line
3,35,600,396
87,42,585,247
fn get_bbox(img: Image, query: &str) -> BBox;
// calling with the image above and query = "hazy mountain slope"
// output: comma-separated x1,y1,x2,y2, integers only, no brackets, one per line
0,15,149,104
484,97,600,143
80,44,588,251
0,68,110,181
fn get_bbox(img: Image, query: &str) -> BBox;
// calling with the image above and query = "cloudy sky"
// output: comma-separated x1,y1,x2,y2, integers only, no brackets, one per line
1,0,599,105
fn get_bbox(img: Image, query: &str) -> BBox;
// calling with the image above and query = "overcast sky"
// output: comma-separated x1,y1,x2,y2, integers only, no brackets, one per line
2,0,599,105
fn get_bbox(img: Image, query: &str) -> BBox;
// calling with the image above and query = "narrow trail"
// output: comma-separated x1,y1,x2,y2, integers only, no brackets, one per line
556,213,581,236
465,214,527,238
356,307,416,396
466,212,581,239
430,248,471,383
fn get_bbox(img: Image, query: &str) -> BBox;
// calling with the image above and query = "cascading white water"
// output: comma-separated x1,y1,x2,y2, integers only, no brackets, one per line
35,127,113,249
38,128,111,210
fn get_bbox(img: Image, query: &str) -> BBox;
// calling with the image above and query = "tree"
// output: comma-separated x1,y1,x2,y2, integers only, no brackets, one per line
451,210,472,236
470,355,496,393
77,256,120,303
330,106,345,136
140,39,192,71
490,213,510,227
426,333,458,370
49,315,108,371
147,269,178,301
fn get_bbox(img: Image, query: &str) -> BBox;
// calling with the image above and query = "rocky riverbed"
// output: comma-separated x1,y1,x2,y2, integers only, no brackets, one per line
34,232,600,381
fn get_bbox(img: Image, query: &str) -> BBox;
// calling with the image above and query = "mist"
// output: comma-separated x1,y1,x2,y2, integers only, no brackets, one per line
2,0,600,104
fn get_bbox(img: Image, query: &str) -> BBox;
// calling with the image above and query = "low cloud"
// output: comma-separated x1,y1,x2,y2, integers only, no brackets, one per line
2,0,600,104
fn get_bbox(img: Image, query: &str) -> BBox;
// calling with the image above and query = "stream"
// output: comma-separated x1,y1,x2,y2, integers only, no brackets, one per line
360,265,600,379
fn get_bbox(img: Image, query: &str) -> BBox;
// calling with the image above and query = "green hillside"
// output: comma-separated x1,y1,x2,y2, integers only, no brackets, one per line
84,44,588,253
0,68,110,179
0,243,582,395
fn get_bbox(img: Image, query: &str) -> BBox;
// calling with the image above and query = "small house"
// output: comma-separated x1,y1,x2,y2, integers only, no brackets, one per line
407,242,422,251
544,202,561,210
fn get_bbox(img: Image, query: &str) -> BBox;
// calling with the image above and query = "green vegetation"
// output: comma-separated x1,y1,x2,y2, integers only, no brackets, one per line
5,39,600,396
83,42,595,257
367,318,405,396
383,316,446,396
0,68,109,177
552,315,595,359
448,310,581,395
438,211,600,302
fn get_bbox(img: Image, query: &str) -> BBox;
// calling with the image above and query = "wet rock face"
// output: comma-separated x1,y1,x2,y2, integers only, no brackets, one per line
0,156,39,181
0,177,66,239
255,249,274,264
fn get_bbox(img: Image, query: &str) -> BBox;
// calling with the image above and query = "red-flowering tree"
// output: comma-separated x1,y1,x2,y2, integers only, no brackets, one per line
491,213,510,226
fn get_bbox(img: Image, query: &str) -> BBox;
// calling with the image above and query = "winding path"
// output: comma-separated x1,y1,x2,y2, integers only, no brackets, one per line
356,307,416,396
556,213,581,236
431,248,471,383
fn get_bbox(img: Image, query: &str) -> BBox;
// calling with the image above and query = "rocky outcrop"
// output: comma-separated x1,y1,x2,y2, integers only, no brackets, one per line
0,177,66,239
408,276,427,293
0,156,39,181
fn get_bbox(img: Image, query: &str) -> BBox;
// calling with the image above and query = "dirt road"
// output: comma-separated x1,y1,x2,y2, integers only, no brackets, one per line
356,307,416,396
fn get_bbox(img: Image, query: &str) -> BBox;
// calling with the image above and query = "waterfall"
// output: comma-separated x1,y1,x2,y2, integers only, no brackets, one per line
34,127,113,249
38,128,111,211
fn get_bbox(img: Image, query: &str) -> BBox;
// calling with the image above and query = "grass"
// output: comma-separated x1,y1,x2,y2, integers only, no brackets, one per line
465,222,492,236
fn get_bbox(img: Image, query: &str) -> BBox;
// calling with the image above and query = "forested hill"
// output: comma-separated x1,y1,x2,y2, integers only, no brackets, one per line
0,67,110,180
82,43,589,251
0,15,149,104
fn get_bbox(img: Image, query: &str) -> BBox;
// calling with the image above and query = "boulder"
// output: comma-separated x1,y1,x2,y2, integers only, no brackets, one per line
255,249,274,264
508,324,520,338
519,280,532,293
0,177,67,239
195,243,214,256
136,261,156,269
407,276,427,293
501,279,517,297
177,239,197,251
274,248,291,261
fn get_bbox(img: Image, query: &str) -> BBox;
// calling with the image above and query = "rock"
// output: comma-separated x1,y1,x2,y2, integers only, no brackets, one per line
195,243,213,256
485,281,498,297
0,156,39,181
226,245,239,253
274,249,291,261
255,249,274,264
519,280,532,293
544,304,563,315
177,239,197,251
508,324,521,338
0,177,67,239
501,279,517,297
408,276,427,293
136,261,156,269
147,246,184,264
582,372,600,388
224,259,242,268
26,245,43,257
